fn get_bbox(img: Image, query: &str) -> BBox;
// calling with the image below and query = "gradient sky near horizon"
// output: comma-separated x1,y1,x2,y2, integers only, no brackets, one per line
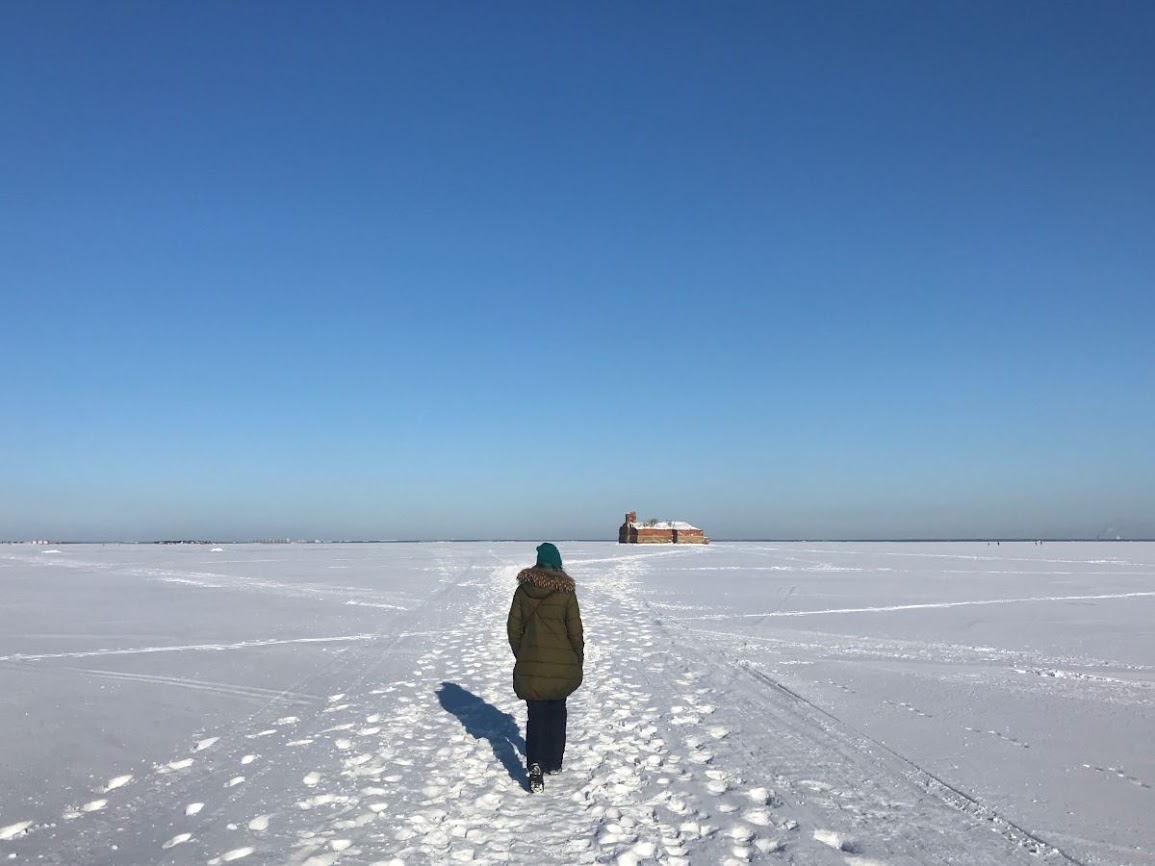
3,2,1153,541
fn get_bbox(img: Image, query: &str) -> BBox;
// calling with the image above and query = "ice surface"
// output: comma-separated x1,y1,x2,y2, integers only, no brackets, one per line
0,541,1151,865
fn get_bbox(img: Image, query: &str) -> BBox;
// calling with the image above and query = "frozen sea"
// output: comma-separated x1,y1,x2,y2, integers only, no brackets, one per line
0,541,1152,866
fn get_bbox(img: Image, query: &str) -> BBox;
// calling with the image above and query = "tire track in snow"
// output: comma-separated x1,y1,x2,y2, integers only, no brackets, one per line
737,662,1091,865
72,669,321,705
0,631,443,663
676,590,1155,621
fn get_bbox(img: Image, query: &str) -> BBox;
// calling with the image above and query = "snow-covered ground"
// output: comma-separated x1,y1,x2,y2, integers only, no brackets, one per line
0,541,1152,866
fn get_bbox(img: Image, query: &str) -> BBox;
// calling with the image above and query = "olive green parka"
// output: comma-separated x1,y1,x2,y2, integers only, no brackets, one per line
507,566,584,701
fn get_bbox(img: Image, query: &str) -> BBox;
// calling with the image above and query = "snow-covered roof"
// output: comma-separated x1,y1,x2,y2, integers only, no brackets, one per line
630,520,701,531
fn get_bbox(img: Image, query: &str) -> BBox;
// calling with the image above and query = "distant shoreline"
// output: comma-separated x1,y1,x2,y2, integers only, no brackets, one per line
4,538,1153,545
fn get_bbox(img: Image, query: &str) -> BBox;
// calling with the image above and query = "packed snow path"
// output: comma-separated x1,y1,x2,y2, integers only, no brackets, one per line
2,542,1150,865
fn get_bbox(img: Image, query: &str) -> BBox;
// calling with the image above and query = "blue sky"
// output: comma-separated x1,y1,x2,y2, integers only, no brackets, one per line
2,2,1153,541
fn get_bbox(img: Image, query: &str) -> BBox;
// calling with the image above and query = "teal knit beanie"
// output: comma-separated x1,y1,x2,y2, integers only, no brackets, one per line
535,542,563,571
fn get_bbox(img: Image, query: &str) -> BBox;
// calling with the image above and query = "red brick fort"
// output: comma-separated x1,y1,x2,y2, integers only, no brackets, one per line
618,511,709,544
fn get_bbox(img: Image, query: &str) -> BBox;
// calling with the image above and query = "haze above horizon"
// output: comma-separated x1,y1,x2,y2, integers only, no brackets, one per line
3,2,1153,542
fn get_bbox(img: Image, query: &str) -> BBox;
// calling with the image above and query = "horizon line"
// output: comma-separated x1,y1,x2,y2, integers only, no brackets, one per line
4,537,1152,545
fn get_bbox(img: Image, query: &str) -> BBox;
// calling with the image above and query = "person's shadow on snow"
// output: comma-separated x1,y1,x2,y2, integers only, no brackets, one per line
436,682,527,791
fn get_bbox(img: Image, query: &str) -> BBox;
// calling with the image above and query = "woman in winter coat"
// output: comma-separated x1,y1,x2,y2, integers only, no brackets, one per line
507,542,584,793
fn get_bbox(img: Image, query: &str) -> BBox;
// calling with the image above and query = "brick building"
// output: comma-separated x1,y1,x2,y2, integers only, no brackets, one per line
618,511,709,544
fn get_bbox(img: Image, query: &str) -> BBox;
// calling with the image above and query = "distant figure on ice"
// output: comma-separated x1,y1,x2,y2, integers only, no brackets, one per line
507,542,584,793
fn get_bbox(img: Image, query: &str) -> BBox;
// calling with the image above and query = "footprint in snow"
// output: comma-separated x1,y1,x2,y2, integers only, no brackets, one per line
0,821,34,841
728,824,756,844
247,815,270,831
103,774,133,792
677,820,711,839
688,749,714,765
194,736,220,752
81,799,107,813
185,802,204,815
297,794,349,810
161,833,192,849
208,846,254,864
814,829,858,852
744,809,773,826
746,787,775,805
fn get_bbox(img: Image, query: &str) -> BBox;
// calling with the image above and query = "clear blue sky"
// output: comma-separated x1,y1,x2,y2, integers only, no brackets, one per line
2,2,1153,541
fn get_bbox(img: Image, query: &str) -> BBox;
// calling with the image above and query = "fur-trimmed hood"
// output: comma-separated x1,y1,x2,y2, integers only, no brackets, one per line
517,566,576,593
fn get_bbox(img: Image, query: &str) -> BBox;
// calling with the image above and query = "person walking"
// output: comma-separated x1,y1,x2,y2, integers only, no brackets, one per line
507,542,584,793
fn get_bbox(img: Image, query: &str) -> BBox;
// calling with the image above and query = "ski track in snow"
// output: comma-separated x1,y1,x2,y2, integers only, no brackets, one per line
676,590,1155,620
0,548,1110,865
0,632,444,664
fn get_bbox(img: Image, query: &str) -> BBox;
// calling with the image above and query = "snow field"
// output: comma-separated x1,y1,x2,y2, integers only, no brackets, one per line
0,542,1150,864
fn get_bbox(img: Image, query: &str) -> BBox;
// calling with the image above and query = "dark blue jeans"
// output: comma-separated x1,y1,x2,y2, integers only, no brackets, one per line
526,699,567,771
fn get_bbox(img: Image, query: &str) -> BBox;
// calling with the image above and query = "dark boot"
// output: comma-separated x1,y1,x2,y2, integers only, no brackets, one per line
528,763,544,793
